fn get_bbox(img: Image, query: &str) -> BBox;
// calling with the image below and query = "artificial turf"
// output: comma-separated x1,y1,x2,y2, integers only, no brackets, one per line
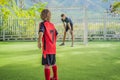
0,42,120,80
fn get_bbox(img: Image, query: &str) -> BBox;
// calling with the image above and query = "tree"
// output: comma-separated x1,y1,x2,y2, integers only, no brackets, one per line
0,0,47,18
111,2,120,14
102,0,120,14
0,0,47,36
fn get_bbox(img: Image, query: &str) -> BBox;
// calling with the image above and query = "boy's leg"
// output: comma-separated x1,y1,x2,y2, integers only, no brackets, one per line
51,64,58,80
44,65,50,80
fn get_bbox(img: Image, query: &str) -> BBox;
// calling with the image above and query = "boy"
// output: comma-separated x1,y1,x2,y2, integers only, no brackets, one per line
59,14,74,47
38,9,58,80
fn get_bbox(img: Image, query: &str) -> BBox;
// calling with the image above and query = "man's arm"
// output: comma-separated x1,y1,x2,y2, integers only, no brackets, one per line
67,23,71,30
63,22,66,29
61,19,66,30
38,32,43,49
65,18,72,31
67,23,72,34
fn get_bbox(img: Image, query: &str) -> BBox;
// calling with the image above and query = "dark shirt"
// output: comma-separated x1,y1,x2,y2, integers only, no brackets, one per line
61,17,73,25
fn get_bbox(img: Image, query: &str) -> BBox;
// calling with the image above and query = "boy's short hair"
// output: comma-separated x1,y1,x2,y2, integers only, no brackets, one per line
61,14,65,17
40,9,51,21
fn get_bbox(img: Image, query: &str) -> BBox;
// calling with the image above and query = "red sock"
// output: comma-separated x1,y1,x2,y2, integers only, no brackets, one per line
52,65,58,80
44,68,50,80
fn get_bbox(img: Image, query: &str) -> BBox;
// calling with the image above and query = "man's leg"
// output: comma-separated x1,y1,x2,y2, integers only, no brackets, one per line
44,65,50,80
60,31,66,46
63,31,66,44
70,31,74,47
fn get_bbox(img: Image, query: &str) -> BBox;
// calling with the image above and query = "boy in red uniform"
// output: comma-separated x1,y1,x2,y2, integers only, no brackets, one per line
38,9,58,80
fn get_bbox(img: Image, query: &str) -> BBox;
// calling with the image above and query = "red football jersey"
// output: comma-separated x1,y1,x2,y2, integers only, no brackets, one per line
42,21,57,58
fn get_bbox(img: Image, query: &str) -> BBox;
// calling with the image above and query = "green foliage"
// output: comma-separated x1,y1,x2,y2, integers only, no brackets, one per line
0,0,10,6
112,2,120,13
0,0,47,18
27,2,47,18
102,0,119,2
102,0,120,13
0,0,47,36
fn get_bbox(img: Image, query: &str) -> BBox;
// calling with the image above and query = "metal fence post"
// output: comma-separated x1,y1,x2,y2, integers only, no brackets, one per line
83,2,88,45
0,16,2,37
103,12,107,40
34,18,38,41
1,16,5,41
3,29,5,41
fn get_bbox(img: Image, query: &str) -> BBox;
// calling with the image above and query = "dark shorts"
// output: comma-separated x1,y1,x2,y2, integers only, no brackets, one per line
42,54,56,66
66,23,73,32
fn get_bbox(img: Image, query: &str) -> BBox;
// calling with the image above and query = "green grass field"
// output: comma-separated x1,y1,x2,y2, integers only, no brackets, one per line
0,42,120,80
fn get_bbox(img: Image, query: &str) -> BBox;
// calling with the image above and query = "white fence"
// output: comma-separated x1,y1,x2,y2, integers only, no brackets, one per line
0,14,120,41
0,17,38,41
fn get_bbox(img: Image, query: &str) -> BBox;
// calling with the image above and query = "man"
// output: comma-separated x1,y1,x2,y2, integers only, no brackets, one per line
60,14,74,47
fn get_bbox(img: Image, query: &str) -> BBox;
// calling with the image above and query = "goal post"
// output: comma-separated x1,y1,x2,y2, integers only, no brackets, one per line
83,2,88,45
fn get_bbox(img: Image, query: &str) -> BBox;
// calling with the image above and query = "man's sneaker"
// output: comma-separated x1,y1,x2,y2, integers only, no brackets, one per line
59,43,65,46
71,44,74,47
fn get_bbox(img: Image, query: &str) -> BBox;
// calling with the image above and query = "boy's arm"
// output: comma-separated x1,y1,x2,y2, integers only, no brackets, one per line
38,23,44,49
38,32,43,49
56,29,58,39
